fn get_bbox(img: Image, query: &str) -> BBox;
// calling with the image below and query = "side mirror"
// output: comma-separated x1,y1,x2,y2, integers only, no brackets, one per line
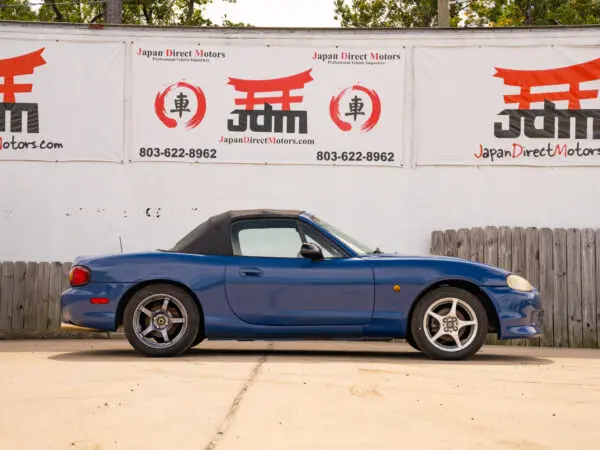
300,242,323,261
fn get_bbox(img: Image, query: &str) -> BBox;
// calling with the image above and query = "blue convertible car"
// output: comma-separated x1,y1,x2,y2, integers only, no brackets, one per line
61,209,543,360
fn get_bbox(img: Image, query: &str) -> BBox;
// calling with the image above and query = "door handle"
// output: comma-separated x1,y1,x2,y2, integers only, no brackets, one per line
239,268,263,277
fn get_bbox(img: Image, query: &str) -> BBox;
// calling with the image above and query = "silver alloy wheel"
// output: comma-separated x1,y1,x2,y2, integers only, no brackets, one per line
132,293,188,349
422,297,478,353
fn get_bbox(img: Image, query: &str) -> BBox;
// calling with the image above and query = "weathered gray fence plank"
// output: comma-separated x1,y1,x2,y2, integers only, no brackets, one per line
553,229,569,347
61,262,72,293
457,229,470,261
511,227,526,346
484,227,498,267
35,262,51,331
525,228,541,347
47,262,63,331
11,262,26,330
444,230,458,257
539,228,554,347
469,227,484,263
498,227,512,272
484,227,499,345
0,262,15,330
23,262,39,331
431,231,444,256
567,228,583,348
511,227,526,276
581,229,597,348
60,262,72,327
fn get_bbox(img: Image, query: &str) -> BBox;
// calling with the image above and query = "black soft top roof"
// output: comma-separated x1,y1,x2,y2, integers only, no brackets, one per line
170,209,305,256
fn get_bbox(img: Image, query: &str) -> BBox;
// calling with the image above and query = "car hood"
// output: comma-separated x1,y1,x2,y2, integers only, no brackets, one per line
361,252,511,275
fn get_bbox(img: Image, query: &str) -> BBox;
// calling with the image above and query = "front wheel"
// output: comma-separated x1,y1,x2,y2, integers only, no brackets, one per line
405,333,421,352
123,284,201,357
410,287,488,361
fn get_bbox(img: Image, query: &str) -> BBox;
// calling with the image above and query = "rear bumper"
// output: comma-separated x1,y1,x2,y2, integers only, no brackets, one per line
481,285,544,340
61,282,133,332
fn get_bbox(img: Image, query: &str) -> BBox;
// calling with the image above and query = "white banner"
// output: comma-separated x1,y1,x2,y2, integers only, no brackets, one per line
0,39,125,162
129,41,405,167
414,45,600,166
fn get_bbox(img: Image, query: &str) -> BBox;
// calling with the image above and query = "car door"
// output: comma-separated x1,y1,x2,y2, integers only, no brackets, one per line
224,217,375,326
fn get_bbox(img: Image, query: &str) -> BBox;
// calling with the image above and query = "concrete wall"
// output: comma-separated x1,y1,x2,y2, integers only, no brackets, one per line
1,161,596,261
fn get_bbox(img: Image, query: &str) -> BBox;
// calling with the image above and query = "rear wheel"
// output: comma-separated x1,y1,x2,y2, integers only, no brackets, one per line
410,287,488,361
190,328,205,348
123,284,201,357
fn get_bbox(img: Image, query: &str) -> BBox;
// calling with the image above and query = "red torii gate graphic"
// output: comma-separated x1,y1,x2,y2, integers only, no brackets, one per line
0,48,46,103
226,69,313,111
494,57,600,110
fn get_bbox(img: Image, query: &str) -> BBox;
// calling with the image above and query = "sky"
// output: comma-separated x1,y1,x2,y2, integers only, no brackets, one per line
204,0,342,28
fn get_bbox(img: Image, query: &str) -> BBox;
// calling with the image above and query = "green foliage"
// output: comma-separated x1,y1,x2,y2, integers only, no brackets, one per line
0,0,252,26
0,0,38,20
472,0,600,26
333,0,600,27
333,0,438,27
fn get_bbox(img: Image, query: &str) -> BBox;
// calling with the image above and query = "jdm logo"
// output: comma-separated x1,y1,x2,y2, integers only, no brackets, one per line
0,48,46,134
329,84,381,132
226,69,314,134
154,81,207,129
493,57,600,140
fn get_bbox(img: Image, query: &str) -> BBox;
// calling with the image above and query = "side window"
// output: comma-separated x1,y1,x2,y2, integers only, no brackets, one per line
299,222,346,258
231,219,303,258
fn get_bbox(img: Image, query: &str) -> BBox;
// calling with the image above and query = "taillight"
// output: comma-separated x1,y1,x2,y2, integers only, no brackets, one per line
69,265,91,286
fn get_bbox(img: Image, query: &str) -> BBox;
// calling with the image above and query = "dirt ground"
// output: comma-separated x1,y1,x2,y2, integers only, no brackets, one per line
1,339,599,450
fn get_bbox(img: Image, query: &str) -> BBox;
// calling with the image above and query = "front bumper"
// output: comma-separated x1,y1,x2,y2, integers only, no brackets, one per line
481,285,544,340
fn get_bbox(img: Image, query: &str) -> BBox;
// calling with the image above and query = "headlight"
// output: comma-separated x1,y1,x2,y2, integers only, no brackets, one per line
507,274,533,292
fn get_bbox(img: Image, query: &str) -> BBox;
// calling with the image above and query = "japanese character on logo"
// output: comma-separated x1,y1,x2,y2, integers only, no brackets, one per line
329,84,381,132
154,81,207,129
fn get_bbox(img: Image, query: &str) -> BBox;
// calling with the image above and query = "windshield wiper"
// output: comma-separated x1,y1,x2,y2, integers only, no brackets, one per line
371,247,383,254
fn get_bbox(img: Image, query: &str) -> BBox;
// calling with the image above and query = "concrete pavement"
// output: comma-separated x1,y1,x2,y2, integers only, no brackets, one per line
1,340,599,450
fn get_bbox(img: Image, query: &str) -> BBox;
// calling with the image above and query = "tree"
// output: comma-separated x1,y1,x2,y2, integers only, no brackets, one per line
333,0,439,27
0,0,252,26
0,0,39,21
333,0,600,27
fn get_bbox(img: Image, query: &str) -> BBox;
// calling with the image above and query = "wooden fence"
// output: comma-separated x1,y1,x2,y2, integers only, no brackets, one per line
0,261,72,335
430,227,600,349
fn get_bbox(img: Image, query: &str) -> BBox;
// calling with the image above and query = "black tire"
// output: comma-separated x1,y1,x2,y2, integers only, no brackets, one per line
190,328,205,348
405,332,421,352
410,286,488,361
123,283,201,357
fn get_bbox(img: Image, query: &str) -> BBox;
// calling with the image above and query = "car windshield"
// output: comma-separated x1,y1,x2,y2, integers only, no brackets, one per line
309,215,377,255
